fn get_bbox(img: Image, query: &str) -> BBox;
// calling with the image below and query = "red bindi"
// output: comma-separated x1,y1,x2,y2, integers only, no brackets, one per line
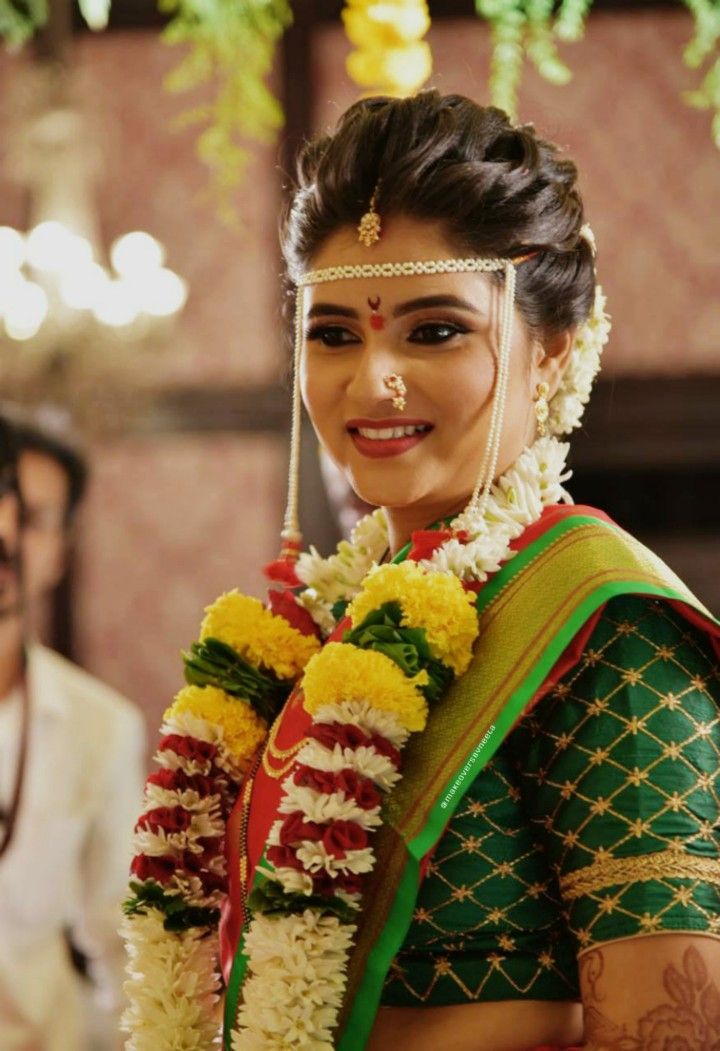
367,295,385,330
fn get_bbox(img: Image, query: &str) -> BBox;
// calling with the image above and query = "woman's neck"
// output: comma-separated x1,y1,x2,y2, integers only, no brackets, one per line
383,495,471,557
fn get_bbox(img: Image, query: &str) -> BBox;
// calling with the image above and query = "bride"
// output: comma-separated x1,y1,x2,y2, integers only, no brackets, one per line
122,90,720,1051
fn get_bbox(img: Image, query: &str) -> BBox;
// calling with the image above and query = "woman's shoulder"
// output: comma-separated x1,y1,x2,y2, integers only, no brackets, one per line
522,504,718,629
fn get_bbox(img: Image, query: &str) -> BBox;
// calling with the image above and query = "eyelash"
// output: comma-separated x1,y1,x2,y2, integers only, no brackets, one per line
305,322,469,347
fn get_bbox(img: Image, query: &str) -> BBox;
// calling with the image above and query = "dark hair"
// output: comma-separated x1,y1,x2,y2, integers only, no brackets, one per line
0,404,88,525
281,90,595,342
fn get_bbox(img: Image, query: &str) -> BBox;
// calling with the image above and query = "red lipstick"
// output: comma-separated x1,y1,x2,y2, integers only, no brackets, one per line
346,418,433,460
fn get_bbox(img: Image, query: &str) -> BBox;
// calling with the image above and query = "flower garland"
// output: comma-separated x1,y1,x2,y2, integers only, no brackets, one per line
121,437,601,1049
549,283,611,436
233,562,478,1049
121,592,321,1050
295,435,573,631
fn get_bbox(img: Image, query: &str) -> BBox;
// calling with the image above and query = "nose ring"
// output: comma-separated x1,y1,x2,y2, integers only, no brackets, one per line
383,373,407,412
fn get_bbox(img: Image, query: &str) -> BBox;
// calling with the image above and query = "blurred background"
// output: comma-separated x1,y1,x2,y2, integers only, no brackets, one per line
1,0,719,742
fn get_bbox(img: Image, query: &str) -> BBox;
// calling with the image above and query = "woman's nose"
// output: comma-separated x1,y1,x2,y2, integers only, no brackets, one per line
345,346,405,408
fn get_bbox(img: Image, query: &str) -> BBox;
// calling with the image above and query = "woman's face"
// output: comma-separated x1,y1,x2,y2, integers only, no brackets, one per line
301,215,561,518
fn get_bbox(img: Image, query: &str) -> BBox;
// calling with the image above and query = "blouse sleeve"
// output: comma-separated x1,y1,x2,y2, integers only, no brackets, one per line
510,593,720,953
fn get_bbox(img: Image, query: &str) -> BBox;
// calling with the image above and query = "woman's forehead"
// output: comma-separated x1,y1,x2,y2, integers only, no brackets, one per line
303,269,496,316
309,215,454,268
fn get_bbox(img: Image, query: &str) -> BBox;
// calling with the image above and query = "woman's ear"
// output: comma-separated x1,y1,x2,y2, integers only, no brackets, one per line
534,327,577,397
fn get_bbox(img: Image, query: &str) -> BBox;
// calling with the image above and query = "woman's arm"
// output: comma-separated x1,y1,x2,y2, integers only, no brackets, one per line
580,934,720,1049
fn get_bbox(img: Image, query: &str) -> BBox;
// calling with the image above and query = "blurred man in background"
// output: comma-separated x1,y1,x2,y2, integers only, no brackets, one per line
0,406,146,1051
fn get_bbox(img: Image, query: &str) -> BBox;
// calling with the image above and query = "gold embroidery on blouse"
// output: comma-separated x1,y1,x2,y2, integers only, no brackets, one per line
560,850,720,900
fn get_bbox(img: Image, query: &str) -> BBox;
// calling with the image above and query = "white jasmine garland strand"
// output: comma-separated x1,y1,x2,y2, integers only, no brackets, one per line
296,437,572,617
549,285,611,436
234,703,408,1046
437,436,572,581
295,508,388,631
232,912,356,1051
121,909,223,1051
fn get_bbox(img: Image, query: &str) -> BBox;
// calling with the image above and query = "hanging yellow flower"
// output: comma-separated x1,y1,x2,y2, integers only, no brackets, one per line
342,0,432,97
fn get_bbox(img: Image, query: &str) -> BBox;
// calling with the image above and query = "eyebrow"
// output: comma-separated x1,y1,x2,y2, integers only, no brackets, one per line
305,294,484,321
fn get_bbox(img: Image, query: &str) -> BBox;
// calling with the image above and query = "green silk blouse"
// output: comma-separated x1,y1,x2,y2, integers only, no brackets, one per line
381,594,720,1006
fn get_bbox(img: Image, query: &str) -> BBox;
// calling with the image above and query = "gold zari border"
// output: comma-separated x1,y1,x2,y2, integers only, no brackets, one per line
560,850,720,900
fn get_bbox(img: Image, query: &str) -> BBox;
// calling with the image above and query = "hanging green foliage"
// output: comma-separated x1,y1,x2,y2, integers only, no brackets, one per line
159,0,292,225
682,0,720,146
0,0,47,48
476,0,589,117
475,0,720,149
0,0,718,214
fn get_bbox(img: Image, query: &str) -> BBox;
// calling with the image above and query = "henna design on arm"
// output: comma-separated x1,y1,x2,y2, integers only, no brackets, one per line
582,945,720,1050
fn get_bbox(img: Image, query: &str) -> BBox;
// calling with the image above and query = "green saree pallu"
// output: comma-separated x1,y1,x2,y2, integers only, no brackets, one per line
219,505,720,1049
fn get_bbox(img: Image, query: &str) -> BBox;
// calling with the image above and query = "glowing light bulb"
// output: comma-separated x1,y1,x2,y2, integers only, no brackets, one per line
140,268,188,317
60,263,110,311
110,231,165,276
91,279,139,327
4,280,49,340
26,221,92,273
0,227,25,272
0,271,26,318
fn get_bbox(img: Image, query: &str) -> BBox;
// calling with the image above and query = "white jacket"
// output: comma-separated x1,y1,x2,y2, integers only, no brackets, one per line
0,644,146,1050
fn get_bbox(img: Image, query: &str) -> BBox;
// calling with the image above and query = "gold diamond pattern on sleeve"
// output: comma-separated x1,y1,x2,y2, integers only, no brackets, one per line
383,596,719,1008
511,595,720,952
382,748,579,1005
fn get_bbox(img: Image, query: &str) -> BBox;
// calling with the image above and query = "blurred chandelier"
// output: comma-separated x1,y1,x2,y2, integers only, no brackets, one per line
1,69,188,354
0,222,188,343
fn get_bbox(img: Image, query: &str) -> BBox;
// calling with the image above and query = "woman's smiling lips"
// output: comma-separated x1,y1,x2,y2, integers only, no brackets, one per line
346,417,434,459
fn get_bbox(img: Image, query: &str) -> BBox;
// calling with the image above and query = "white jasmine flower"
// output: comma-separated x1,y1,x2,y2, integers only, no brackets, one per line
121,909,222,1051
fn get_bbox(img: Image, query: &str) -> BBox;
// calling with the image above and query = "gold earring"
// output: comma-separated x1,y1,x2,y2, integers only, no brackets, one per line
383,373,407,412
534,382,550,437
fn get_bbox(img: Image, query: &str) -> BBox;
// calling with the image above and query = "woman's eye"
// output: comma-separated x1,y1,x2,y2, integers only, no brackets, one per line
409,322,466,344
305,325,358,347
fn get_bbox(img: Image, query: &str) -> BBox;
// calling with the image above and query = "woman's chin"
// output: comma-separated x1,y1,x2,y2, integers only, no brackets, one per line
348,476,432,512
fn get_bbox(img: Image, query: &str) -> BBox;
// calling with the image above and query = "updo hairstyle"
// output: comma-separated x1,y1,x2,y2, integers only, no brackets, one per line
281,90,596,345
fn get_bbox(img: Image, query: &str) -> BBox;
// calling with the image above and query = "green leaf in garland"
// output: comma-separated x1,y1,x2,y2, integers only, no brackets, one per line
248,877,358,925
124,880,220,931
182,636,289,724
344,602,453,704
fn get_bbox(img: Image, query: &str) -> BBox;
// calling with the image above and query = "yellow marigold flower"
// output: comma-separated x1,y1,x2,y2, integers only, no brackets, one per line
343,0,432,96
343,2,430,49
165,685,266,761
346,42,432,95
200,590,320,681
346,562,478,676
302,642,428,733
